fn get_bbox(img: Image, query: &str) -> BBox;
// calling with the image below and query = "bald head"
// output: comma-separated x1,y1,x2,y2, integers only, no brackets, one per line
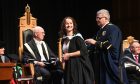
33,26,45,41
130,41,140,54
130,41,140,48
33,26,44,33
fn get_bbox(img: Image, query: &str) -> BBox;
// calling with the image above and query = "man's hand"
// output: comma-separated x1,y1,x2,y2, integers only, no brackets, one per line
85,39,97,45
37,61,45,67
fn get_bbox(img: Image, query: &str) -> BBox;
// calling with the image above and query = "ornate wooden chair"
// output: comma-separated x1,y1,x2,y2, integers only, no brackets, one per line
122,36,139,52
18,4,37,84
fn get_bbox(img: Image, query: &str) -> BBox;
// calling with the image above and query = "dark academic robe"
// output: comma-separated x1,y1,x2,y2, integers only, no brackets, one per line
0,55,10,63
123,50,140,83
93,23,128,84
23,39,63,84
123,49,140,62
23,39,56,62
62,36,94,84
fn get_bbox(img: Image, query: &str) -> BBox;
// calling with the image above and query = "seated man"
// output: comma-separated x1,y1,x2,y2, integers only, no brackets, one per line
123,41,140,84
0,41,10,63
0,41,17,84
22,26,63,84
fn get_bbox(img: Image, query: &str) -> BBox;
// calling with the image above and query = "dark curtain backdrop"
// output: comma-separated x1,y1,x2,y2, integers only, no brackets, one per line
0,0,112,55
112,0,140,41
3,0,140,57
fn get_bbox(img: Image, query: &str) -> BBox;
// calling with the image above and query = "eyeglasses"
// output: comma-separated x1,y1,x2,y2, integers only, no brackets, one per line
36,32,45,34
96,17,106,20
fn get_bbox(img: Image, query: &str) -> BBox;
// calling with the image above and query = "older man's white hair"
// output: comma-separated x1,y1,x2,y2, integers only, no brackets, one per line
97,9,110,21
33,26,44,33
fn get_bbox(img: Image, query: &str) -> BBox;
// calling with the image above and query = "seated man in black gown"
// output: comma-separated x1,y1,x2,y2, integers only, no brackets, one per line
23,26,63,84
0,41,10,63
124,41,140,84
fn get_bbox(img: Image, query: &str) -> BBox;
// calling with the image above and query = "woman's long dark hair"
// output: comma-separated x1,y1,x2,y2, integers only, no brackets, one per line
59,16,78,37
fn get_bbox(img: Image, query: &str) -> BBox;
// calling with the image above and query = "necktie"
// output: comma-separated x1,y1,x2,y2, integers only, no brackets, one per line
41,43,49,60
0,57,2,63
135,55,139,63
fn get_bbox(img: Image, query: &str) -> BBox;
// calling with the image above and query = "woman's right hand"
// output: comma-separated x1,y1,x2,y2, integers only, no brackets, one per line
62,53,70,61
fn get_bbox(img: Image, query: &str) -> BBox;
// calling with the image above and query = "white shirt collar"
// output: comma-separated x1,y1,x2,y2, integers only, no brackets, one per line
62,33,84,40
101,22,109,28
34,38,43,44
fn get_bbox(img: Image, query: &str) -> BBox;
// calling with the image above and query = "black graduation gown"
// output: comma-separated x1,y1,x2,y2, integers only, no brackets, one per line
123,51,140,83
63,36,94,84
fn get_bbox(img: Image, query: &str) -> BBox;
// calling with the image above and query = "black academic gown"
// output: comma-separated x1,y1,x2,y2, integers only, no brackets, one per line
123,49,140,62
0,55,10,63
93,23,128,84
23,39,57,62
123,50,140,83
23,39,63,84
62,36,94,84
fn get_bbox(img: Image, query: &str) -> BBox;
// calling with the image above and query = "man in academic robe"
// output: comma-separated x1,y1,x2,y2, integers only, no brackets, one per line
124,41,140,84
0,41,10,63
85,9,128,84
23,26,63,84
